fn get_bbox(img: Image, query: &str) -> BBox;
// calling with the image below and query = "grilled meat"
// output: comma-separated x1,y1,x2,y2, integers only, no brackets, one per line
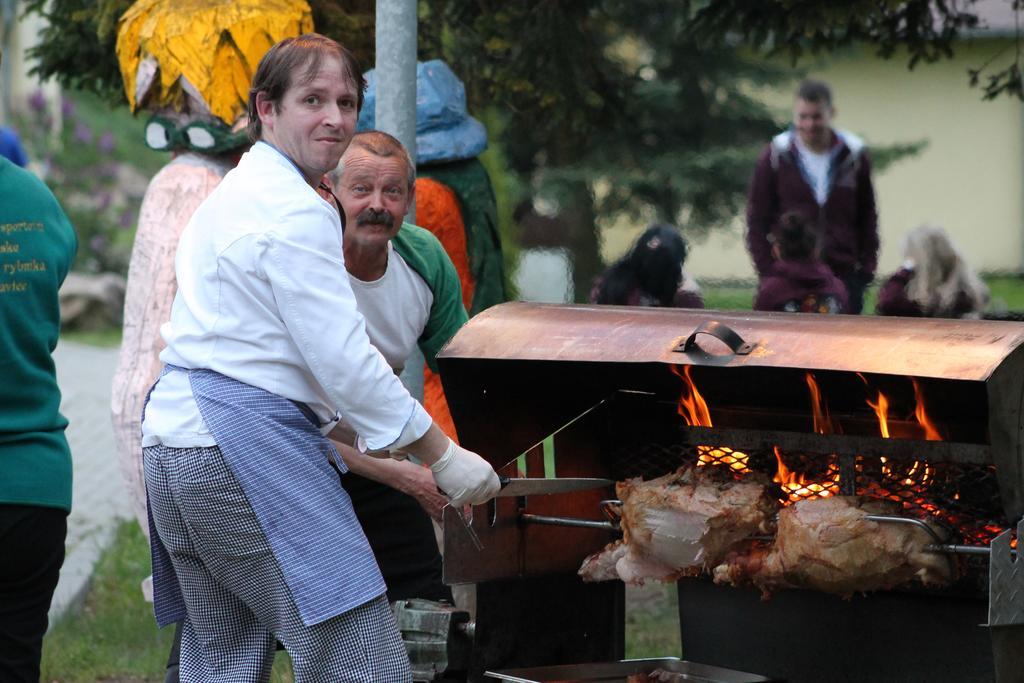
713,495,953,596
579,465,776,584
578,539,627,582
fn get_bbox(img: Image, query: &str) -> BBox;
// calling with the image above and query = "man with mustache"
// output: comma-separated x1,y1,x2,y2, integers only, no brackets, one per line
326,130,468,607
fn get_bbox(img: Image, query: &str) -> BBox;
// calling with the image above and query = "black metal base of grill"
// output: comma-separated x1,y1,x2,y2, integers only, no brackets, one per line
468,575,625,682
677,581,993,683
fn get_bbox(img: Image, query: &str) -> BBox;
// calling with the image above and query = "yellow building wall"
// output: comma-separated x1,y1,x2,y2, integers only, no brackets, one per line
606,40,1024,281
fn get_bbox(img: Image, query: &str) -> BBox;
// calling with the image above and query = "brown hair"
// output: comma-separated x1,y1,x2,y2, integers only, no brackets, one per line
246,33,366,143
796,79,833,107
336,130,416,191
773,211,818,260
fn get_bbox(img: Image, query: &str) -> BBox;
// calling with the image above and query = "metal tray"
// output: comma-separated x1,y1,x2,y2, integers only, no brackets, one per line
484,657,774,683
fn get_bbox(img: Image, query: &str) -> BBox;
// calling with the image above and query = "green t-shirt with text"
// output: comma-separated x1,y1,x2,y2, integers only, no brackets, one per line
0,157,78,512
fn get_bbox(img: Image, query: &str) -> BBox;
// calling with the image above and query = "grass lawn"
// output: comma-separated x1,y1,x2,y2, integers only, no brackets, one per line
701,274,1024,313
61,326,124,348
41,522,296,683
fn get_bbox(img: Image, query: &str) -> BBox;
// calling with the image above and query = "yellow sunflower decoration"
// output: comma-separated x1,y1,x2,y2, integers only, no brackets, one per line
116,0,313,126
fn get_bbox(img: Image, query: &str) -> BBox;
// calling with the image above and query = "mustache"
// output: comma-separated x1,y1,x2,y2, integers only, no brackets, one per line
356,208,394,226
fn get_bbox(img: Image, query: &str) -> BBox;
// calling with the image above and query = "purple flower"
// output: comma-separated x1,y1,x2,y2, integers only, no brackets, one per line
98,132,115,154
89,234,109,253
61,97,76,118
28,90,46,113
74,123,93,144
96,192,112,211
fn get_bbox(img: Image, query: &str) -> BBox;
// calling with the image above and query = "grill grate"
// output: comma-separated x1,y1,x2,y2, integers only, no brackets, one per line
607,437,1008,547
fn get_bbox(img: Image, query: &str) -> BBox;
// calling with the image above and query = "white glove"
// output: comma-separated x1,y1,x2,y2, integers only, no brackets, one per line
429,439,501,507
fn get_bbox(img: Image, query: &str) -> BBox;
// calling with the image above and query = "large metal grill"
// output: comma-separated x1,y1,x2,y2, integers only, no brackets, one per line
436,303,1024,682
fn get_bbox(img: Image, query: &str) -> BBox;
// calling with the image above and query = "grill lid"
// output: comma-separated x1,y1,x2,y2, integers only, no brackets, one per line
438,303,1024,519
440,302,1024,380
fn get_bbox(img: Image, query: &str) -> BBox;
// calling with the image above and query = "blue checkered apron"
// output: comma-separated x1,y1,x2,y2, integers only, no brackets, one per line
145,366,386,629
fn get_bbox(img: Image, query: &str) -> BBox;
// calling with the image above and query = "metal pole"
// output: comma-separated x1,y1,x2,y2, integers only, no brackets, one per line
0,0,18,123
375,0,424,400
374,0,417,222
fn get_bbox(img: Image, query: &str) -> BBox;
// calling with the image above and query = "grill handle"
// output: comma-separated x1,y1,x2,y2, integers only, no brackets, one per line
675,320,755,355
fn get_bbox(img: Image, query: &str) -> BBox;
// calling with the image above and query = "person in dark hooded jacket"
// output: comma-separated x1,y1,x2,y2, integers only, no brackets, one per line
754,211,848,313
746,79,878,314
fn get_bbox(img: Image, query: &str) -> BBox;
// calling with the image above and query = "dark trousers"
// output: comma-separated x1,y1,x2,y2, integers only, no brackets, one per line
0,504,67,683
841,272,868,315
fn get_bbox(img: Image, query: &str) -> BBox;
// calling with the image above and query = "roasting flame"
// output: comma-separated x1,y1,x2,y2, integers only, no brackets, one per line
773,447,840,504
912,379,943,441
673,365,751,473
857,373,892,439
805,372,837,435
867,391,891,438
673,365,712,427
666,365,1005,546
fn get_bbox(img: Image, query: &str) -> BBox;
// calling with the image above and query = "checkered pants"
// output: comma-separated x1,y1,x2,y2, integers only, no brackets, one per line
144,444,412,682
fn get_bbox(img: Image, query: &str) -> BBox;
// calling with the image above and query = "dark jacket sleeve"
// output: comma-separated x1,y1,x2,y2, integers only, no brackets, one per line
746,144,778,276
673,288,705,309
875,268,922,317
856,151,879,280
752,281,772,312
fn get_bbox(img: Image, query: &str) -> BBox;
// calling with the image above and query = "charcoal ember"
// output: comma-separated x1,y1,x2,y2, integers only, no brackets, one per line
713,496,954,596
578,465,777,584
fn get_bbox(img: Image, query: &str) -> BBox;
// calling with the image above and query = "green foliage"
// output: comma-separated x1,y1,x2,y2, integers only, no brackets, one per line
417,1,789,297
476,108,523,300
10,90,163,275
869,139,930,173
419,2,629,172
310,0,375,66
688,0,978,67
23,0,132,105
688,0,1024,100
20,1,1024,109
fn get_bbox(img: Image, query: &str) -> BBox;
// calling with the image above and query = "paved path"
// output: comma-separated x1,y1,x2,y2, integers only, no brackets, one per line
49,340,133,620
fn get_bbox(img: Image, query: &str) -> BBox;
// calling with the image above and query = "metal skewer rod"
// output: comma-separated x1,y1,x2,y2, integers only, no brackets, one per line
865,514,958,576
925,543,997,557
519,513,617,530
864,514,948,546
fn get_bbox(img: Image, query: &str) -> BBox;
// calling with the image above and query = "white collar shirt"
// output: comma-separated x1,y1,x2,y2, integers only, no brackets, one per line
141,142,431,451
